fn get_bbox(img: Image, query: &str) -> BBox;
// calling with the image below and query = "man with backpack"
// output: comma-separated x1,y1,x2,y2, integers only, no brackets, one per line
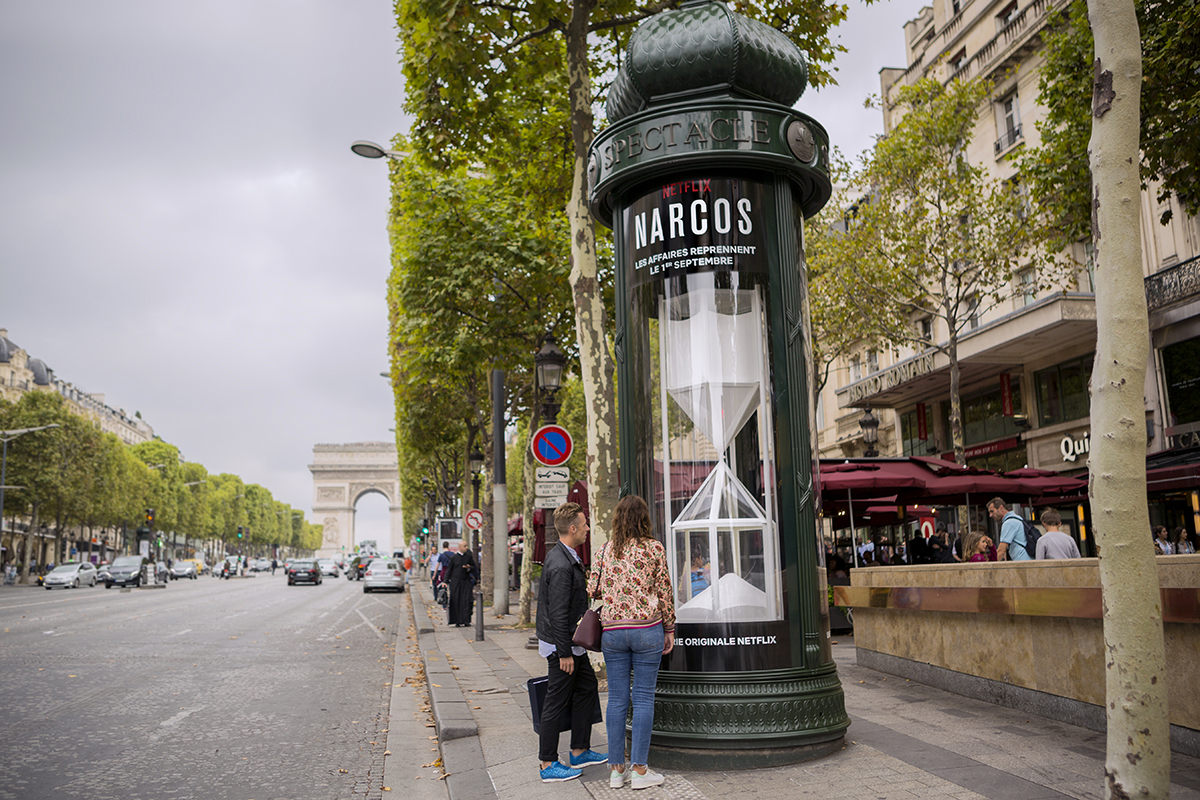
986,497,1037,561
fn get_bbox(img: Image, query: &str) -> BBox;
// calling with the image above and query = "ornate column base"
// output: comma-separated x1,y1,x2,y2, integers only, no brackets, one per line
646,665,849,770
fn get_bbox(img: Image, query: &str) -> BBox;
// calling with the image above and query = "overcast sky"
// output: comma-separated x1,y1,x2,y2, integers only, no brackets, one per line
0,0,925,550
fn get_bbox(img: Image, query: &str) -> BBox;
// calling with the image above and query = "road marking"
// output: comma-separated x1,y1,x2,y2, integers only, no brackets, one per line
160,707,203,727
166,629,192,638
356,607,386,641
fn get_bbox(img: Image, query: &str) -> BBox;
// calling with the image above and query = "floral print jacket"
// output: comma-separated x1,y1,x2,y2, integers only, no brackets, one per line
586,537,675,632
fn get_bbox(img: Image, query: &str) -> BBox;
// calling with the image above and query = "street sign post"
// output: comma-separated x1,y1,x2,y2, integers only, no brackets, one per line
535,481,570,496
465,509,485,530
531,425,573,467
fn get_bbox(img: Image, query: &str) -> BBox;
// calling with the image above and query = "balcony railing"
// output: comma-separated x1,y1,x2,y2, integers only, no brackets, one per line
1145,255,1200,312
994,124,1024,154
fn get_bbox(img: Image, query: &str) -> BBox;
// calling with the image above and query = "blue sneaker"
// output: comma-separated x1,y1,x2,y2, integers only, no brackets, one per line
569,749,608,768
540,762,583,782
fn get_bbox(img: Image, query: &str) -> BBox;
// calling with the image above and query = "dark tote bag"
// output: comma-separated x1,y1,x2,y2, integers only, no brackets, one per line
527,676,603,735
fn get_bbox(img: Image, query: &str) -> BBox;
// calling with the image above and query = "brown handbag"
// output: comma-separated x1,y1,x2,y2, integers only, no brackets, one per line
572,544,606,652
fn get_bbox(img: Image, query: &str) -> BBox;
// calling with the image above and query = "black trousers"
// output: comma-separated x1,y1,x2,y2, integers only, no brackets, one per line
538,653,597,763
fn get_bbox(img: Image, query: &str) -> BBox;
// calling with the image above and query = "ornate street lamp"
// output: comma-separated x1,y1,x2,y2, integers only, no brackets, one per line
534,333,566,425
860,406,881,458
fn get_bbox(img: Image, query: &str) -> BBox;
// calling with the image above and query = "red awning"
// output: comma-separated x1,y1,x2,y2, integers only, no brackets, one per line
1145,463,1200,493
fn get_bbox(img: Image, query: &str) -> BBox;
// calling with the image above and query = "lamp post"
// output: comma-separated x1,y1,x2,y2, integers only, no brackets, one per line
860,406,881,458
350,140,408,161
534,333,566,424
0,424,60,580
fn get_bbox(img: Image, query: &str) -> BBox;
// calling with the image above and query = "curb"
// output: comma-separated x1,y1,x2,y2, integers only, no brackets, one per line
412,585,479,742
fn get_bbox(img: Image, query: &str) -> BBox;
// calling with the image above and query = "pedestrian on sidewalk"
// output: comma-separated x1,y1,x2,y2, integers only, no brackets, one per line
534,501,607,783
447,540,477,627
587,494,674,790
1034,509,1081,560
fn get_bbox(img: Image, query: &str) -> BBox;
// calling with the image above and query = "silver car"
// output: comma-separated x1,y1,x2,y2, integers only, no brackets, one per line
362,559,406,593
317,558,340,577
43,562,98,590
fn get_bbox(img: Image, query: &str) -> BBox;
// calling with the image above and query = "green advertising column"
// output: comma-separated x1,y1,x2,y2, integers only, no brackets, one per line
588,0,848,769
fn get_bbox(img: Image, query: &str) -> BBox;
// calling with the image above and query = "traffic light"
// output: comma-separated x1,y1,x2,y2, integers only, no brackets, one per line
237,526,244,539
145,508,155,527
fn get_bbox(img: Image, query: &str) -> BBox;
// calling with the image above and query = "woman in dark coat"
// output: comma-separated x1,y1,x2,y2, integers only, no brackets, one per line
447,540,478,626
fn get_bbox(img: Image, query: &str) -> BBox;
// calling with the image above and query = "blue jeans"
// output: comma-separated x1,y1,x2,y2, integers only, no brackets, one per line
602,624,663,767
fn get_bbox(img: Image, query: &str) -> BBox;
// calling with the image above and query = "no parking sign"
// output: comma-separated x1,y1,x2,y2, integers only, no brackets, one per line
531,425,573,467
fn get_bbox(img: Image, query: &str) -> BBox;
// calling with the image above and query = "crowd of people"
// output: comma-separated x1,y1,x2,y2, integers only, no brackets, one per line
830,496,1198,576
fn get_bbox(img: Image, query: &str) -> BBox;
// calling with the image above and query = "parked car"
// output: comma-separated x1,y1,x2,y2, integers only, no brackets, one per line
170,561,198,580
317,558,339,578
43,562,98,590
106,555,150,588
363,559,406,593
286,559,323,586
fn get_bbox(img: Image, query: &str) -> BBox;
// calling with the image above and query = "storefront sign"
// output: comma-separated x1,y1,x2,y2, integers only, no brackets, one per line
917,402,927,440
847,353,936,404
963,436,1022,459
1165,429,1200,451
1061,430,1091,462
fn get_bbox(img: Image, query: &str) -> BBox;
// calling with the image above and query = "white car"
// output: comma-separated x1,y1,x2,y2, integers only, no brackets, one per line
317,558,340,577
43,562,98,589
363,559,406,593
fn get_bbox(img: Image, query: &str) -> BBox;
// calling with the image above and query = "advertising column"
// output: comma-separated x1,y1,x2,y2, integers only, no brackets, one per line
588,0,848,769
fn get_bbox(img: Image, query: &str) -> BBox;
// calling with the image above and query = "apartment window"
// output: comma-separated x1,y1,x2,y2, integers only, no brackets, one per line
966,295,980,329
1084,241,1097,292
950,48,968,73
850,356,862,383
1035,354,1094,426
996,1,1020,28
867,349,879,374
917,317,934,344
994,93,1023,153
1017,268,1036,306
951,0,961,14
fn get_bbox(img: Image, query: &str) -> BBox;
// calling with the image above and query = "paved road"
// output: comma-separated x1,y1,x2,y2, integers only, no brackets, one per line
0,572,407,800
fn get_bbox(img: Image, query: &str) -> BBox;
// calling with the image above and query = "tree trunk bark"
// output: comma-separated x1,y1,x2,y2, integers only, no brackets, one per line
1084,2,1170,796
565,0,617,553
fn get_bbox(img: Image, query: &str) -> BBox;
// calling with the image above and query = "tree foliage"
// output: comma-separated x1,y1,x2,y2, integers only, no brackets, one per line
810,76,1066,461
0,391,315,581
1019,0,1200,240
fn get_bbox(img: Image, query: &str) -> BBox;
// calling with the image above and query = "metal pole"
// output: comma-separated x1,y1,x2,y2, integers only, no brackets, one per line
492,369,508,615
473,473,484,641
0,438,8,553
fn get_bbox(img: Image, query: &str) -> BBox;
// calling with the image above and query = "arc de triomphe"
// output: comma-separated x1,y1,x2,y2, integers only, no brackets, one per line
309,442,402,559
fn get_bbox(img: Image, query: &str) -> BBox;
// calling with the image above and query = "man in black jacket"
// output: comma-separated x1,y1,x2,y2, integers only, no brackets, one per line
534,502,606,782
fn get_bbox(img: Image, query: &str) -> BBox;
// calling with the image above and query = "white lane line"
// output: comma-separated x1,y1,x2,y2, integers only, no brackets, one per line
356,607,387,641
160,707,203,727
165,628,192,638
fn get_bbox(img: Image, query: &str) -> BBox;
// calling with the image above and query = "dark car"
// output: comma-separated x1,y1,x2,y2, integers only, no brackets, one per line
106,555,151,588
286,558,323,586
344,555,369,581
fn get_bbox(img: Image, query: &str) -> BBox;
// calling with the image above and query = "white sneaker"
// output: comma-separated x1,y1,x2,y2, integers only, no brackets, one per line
631,767,664,790
610,767,627,789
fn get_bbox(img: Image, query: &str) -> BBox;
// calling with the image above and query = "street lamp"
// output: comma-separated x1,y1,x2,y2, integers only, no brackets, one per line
534,333,566,424
469,448,484,552
860,406,880,458
0,424,60,573
350,140,408,161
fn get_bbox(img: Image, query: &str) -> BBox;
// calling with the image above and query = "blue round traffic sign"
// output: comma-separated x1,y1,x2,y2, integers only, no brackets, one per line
531,425,573,467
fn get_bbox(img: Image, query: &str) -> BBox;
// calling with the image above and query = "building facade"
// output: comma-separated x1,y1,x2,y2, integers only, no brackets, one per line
1,328,155,445
815,0,1200,539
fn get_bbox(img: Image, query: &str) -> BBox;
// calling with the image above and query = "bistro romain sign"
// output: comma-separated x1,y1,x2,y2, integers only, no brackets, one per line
846,353,936,405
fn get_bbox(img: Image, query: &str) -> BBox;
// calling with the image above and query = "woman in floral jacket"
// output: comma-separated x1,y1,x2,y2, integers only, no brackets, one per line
587,494,675,790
